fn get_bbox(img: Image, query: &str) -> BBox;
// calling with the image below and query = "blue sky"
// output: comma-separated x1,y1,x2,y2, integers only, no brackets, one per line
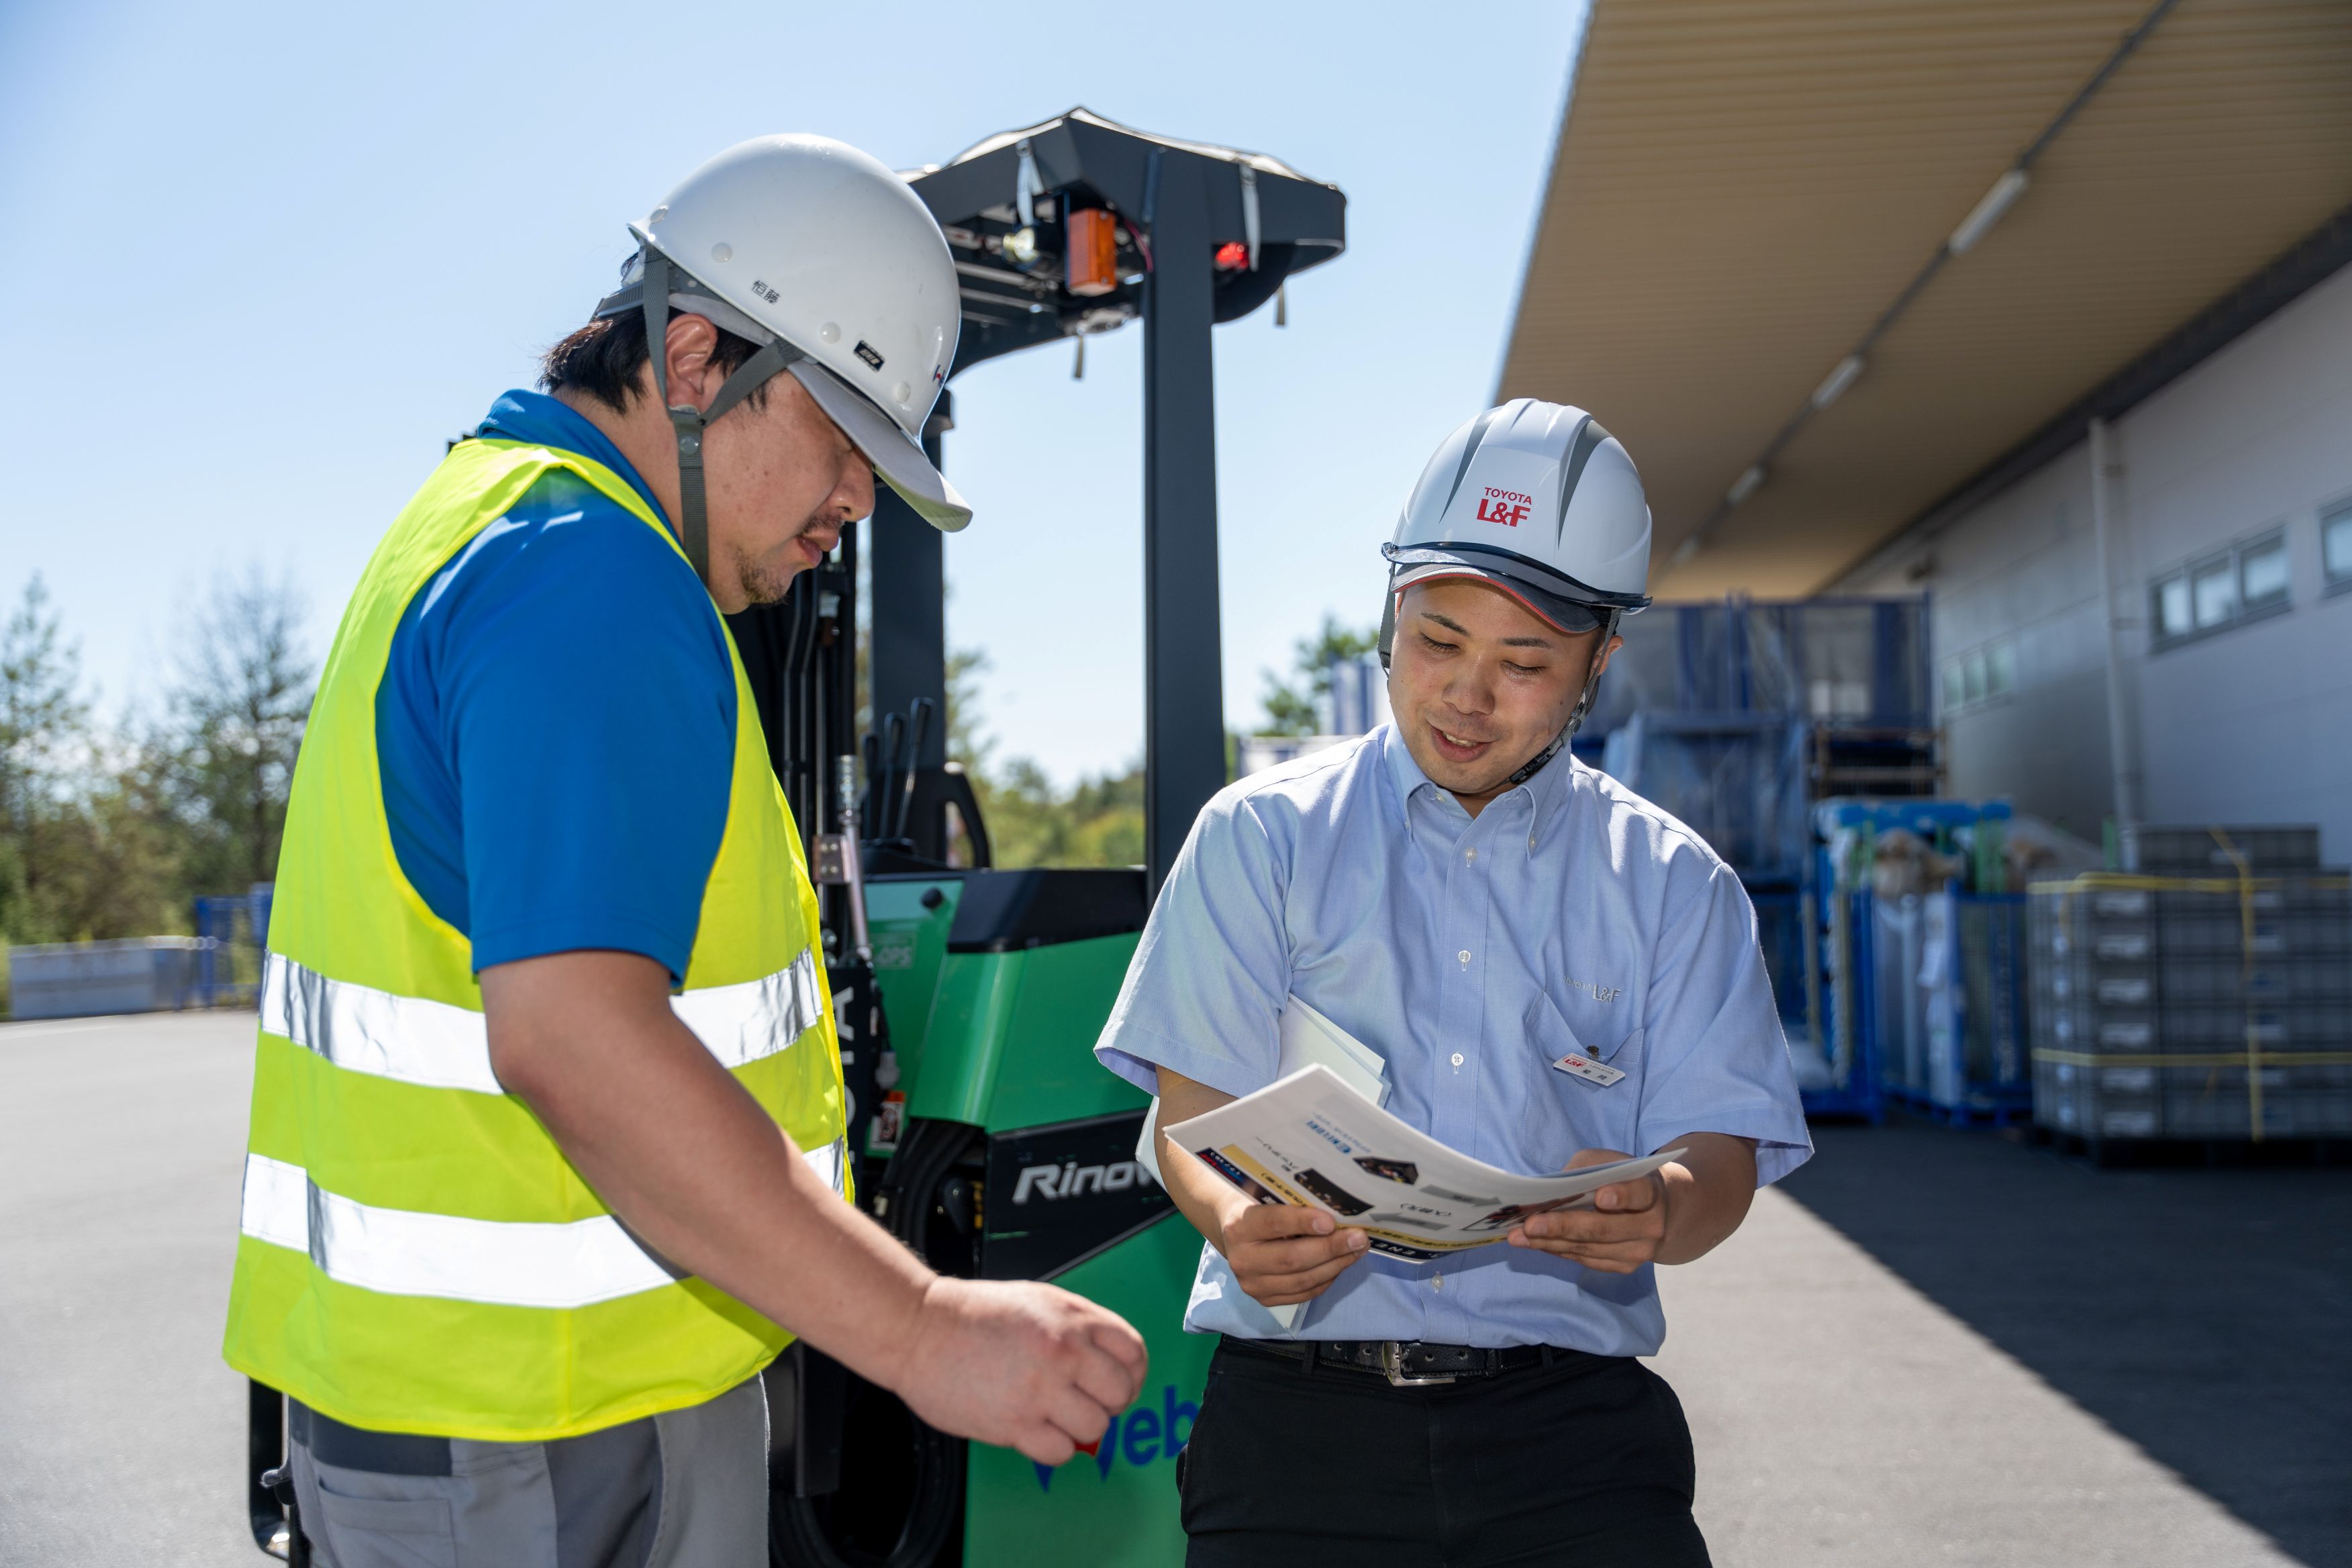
0,0,1587,785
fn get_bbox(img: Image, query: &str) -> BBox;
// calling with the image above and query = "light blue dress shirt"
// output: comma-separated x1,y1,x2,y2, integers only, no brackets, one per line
1094,725,1812,1356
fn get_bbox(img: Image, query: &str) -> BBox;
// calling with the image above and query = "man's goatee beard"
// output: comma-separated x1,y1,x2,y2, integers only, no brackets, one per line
730,523,831,607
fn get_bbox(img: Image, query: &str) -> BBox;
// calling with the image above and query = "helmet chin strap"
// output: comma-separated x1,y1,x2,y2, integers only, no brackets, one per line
1498,607,1618,787
634,247,803,590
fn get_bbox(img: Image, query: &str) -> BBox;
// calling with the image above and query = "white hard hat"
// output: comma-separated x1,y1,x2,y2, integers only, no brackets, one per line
1379,400,1653,777
1383,399,1651,631
594,134,970,562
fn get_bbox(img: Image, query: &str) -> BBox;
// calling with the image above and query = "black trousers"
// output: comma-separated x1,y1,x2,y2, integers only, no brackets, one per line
1177,1338,1711,1568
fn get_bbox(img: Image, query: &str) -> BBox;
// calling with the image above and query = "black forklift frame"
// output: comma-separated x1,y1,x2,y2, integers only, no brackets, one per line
865,107,1346,890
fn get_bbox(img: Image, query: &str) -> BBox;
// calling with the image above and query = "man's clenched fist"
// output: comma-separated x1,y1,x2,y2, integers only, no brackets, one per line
891,1277,1148,1465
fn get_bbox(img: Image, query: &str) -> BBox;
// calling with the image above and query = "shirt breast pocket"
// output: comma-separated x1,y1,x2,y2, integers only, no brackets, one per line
1516,989,1641,1166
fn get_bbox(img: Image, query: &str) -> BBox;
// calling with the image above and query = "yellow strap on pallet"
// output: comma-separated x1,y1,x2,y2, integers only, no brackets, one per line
2025,872,2352,893
2033,1049,2352,1069
2030,830,2352,1141
2208,830,2264,1141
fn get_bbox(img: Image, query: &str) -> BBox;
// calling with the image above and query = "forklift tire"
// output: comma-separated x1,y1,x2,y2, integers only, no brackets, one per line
770,1404,961,1568
771,1118,980,1567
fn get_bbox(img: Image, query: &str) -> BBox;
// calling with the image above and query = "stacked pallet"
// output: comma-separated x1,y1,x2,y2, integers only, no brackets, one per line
2029,826,2352,1144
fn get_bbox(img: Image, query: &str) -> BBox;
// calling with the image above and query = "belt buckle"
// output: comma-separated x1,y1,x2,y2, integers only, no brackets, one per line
1377,1340,1457,1387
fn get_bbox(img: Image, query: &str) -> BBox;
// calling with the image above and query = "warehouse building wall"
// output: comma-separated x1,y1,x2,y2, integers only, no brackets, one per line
1840,260,2352,859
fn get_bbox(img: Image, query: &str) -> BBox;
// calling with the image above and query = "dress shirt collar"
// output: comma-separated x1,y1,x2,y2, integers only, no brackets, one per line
1376,721,1573,856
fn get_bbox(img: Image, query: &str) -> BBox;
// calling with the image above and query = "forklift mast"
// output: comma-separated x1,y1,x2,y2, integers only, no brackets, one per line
826,107,1345,889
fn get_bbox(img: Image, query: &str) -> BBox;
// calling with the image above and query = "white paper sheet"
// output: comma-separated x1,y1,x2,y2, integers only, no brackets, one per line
1161,1063,1681,1266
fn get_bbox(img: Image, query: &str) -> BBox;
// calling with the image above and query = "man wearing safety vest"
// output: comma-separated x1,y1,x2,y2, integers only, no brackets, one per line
223,134,1146,1566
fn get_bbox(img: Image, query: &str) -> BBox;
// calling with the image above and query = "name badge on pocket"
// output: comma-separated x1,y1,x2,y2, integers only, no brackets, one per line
1551,1052,1624,1087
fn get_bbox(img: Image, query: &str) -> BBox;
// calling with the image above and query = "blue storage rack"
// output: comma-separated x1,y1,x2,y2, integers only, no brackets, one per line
1577,596,1947,1124
1814,801,2030,1125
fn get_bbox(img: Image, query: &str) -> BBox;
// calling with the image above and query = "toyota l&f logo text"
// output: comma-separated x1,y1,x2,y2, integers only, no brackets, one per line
1475,486,1533,527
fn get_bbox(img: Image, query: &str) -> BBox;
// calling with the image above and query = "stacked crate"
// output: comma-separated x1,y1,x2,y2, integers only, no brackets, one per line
2030,827,2352,1143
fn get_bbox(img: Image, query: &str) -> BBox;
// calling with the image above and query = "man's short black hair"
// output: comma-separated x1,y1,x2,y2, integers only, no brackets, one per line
540,308,767,414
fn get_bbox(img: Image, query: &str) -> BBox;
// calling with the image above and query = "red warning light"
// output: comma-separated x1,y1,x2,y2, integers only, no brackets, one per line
1214,241,1248,271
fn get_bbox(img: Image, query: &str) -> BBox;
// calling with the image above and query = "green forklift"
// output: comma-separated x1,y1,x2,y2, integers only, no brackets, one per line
242,110,1346,1568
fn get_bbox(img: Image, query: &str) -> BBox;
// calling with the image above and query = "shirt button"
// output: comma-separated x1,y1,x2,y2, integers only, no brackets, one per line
1451,1052,1465,1067
1457,949,1471,965
1465,848,1477,863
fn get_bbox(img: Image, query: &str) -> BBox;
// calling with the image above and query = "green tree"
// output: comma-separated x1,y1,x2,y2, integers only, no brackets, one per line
975,756,1144,869
0,577,187,1019
0,575,93,943
943,643,1144,870
1257,614,1379,736
156,570,315,896
24,750,185,942
944,644,993,775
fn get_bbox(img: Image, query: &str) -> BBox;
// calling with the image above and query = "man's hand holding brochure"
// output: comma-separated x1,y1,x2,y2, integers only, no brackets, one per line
1163,1062,1683,1267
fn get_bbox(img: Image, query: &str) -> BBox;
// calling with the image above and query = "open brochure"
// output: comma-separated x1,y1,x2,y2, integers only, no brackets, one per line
1161,1063,1683,1265
1132,996,1387,1187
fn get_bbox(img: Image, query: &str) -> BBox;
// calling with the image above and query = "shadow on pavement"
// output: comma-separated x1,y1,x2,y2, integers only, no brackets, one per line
1779,1119,2352,1567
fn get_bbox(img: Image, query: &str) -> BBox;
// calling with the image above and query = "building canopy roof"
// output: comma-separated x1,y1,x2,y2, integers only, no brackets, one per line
1498,0,2352,596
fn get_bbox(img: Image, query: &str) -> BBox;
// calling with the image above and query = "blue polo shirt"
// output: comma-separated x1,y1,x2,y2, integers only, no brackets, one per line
372,390,736,983
1094,727,1812,1356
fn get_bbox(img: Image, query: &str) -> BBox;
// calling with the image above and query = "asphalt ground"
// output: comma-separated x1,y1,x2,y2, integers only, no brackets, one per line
1654,1120,2351,1566
3,1014,2345,1565
1,1012,258,1568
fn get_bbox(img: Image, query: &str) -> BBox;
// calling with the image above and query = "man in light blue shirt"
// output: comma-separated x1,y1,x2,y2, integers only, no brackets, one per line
1095,401,1810,1567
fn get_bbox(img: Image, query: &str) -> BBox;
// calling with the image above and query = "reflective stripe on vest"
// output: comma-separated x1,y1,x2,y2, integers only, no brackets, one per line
260,948,826,1095
239,1138,849,1310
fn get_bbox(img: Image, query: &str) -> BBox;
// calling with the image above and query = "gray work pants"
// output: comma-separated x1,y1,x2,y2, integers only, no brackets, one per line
289,1374,768,1568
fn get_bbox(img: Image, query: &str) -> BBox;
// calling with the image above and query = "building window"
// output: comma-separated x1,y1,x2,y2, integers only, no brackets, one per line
2149,527,2290,650
2324,501,2352,593
2191,554,2237,628
2240,532,2290,611
1941,637,2015,715
2156,575,2193,640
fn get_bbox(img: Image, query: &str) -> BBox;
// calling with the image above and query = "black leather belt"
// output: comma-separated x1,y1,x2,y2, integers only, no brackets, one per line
290,1401,454,1476
1221,1334,1587,1387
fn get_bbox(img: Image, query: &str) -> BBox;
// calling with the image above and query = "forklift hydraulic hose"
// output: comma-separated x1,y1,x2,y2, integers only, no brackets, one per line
774,1117,977,1568
873,1120,974,1248
772,1422,960,1568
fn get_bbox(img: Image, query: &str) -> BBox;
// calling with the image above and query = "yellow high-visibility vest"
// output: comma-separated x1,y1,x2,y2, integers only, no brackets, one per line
222,437,848,1441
